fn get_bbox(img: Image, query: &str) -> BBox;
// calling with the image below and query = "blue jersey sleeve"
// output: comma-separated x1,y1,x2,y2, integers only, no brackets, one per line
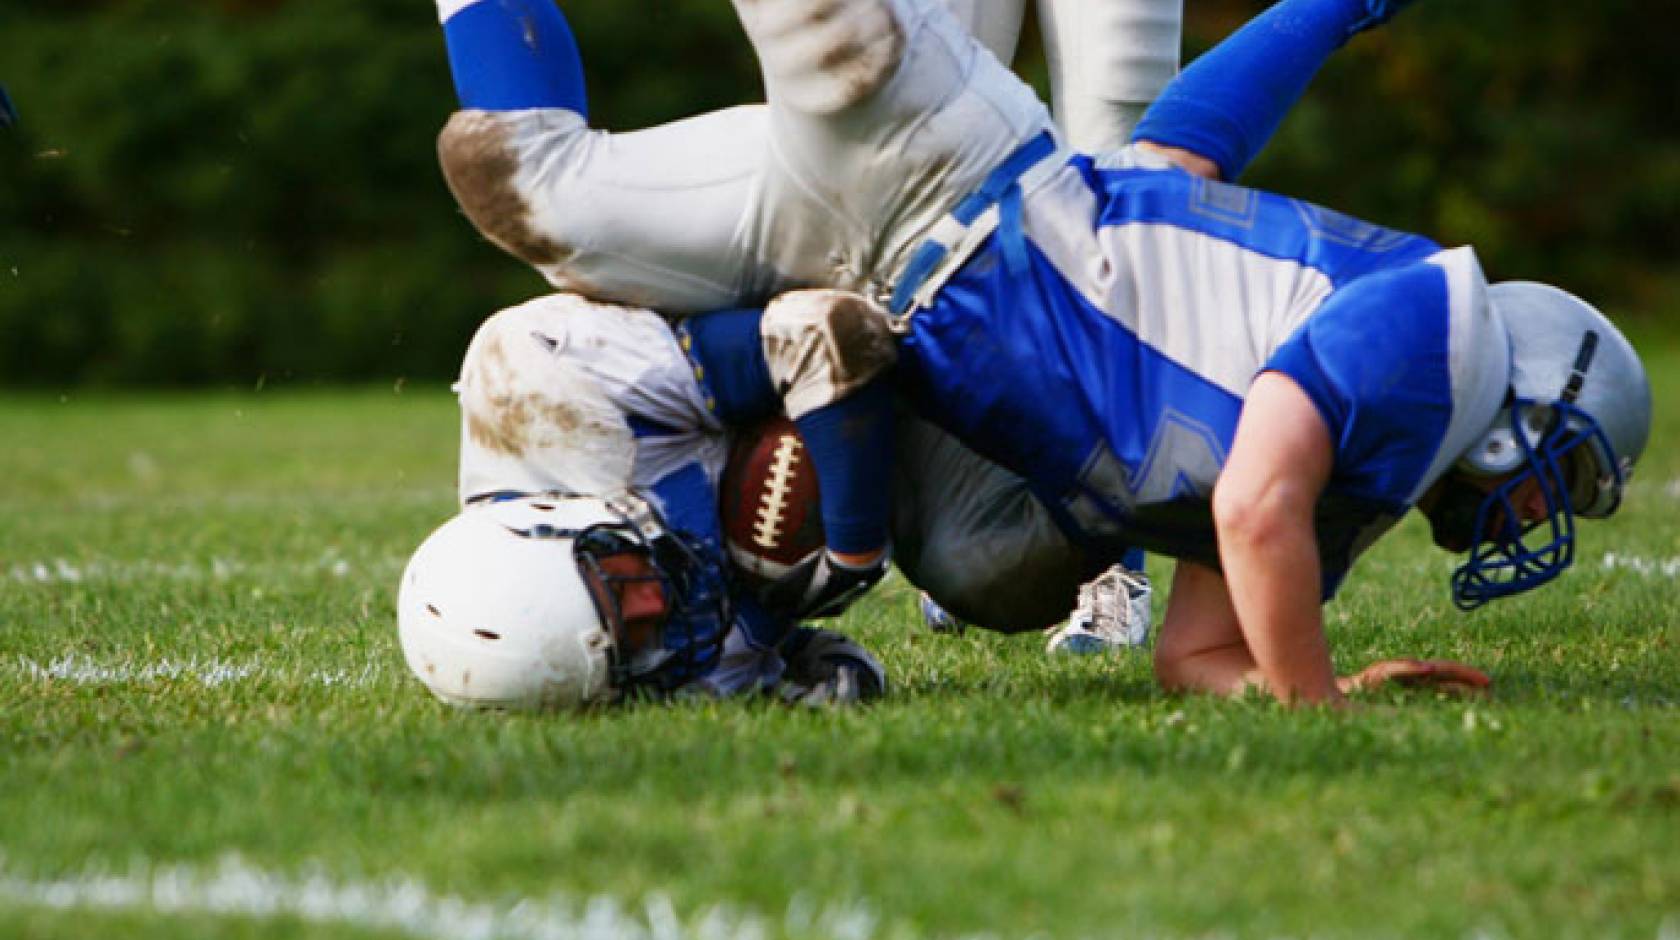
1264,261,1456,514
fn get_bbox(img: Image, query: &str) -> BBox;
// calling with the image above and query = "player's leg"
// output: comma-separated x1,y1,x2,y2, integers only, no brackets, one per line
1131,0,1418,181
939,0,1026,67
728,0,1055,291
1038,0,1183,153
434,0,776,312
892,414,1106,633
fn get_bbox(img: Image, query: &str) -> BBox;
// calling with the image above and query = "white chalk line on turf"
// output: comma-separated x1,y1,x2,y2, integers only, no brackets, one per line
0,484,456,515
11,654,390,689
6,552,404,587
1599,551,1680,579
0,854,918,940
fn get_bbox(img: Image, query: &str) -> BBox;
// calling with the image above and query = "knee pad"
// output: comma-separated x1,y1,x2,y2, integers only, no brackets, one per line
736,0,906,113
437,110,571,268
759,290,899,419
456,298,634,501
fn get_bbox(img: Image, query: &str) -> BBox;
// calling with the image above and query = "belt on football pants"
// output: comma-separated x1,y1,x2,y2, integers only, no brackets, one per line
887,130,1064,318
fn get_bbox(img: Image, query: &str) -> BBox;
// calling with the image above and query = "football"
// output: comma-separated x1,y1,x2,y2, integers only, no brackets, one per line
720,415,825,587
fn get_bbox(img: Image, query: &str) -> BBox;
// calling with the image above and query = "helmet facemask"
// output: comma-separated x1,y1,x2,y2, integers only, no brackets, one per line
1449,398,1623,610
573,517,729,695
1433,281,1649,612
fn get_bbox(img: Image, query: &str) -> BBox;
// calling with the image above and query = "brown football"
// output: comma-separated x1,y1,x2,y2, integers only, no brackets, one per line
719,415,825,586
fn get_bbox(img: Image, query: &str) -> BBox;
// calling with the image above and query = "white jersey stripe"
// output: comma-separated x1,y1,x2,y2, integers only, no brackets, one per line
1021,163,1332,398
1416,247,1510,502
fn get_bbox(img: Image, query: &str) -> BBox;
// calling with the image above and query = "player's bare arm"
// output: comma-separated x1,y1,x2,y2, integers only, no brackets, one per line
1167,373,1494,705
1206,371,1340,704
1153,561,1261,697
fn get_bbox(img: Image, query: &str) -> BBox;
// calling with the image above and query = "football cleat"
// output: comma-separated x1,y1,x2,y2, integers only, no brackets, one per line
918,591,967,634
1045,565,1152,655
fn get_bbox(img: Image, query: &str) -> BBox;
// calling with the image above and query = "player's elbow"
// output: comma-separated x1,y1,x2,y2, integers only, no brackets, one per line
1211,475,1315,553
437,110,570,268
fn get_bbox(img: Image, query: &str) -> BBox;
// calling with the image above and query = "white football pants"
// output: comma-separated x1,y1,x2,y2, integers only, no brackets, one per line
943,0,1184,153
439,0,1051,313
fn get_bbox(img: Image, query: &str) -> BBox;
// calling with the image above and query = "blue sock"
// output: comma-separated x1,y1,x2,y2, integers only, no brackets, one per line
1131,0,1372,180
793,381,894,557
1121,548,1146,572
442,0,588,114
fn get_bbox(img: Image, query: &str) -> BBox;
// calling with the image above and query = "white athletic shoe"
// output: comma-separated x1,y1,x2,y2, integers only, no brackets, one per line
1045,566,1152,654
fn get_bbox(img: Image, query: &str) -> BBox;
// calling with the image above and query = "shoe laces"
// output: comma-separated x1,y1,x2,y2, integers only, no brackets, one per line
1072,567,1146,638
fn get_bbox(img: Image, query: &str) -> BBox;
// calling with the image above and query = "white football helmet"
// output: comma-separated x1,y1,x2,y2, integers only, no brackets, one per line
397,492,728,709
1444,282,1651,608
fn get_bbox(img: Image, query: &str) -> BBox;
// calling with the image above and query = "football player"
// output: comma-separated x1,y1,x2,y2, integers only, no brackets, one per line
430,0,1651,705
720,0,1651,702
397,293,889,709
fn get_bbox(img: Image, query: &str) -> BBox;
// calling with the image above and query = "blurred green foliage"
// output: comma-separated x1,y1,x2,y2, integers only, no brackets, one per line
1,0,1674,386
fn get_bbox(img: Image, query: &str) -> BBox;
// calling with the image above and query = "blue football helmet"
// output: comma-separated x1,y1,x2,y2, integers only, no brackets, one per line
398,492,728,707
1447,283,1651,609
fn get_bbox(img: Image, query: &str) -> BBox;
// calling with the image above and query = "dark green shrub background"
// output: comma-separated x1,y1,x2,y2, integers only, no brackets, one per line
2,0,1674,386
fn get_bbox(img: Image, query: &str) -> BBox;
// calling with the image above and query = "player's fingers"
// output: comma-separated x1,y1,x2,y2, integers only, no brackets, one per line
1413,660,1492,690
1366,658,1431,685
1339,658,1422,692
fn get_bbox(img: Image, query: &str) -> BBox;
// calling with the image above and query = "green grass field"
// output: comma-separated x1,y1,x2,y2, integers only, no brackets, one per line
3,349,1677,939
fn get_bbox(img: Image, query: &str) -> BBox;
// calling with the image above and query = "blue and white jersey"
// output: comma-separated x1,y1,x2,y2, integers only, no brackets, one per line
898,149,1510,596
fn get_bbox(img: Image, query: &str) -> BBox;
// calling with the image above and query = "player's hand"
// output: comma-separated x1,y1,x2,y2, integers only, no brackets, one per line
1337,658,1491,696
777,627,887,706
758,548,889,620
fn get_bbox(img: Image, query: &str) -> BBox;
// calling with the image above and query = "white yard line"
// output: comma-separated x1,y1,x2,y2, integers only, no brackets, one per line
1599,551,1680,579
0,855,903,940
5,553,404,586
9,654,390,689
0,485,456,515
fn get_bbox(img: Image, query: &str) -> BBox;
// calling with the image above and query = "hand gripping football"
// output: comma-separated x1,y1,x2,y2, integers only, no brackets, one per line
720,415,825,587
